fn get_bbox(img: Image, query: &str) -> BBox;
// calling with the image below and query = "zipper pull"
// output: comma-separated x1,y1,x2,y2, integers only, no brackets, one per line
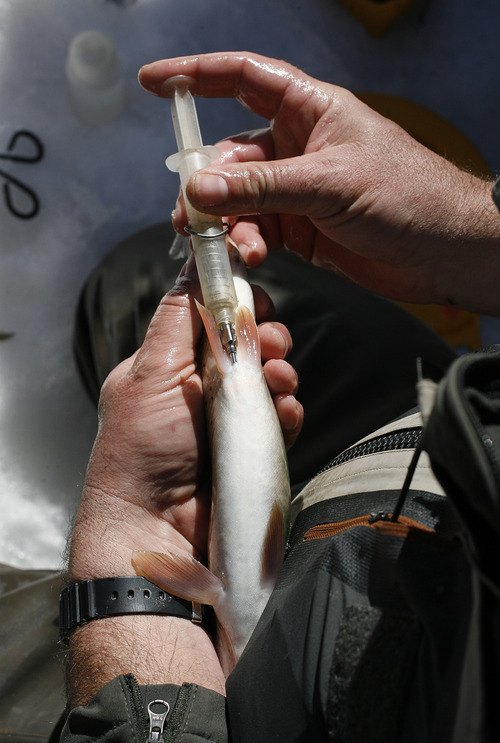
147,699,170,743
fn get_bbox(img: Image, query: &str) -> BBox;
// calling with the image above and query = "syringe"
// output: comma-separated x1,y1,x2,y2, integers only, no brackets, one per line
165,75,238,363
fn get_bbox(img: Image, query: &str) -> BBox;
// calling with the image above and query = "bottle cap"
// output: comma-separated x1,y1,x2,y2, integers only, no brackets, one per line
66,31,123,89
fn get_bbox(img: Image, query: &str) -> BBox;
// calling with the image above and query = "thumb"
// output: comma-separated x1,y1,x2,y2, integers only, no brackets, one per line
131,255,203,383
186,157,324,218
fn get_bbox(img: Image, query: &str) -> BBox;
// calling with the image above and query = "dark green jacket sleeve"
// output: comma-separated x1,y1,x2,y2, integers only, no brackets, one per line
59,674,227,742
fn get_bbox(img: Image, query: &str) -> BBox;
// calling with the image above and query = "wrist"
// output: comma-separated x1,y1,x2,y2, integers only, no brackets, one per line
68,613,226,707
432,173,500,315
65,497,226,705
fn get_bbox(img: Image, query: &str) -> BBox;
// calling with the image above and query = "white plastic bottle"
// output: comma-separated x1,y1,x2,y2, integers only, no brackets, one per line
65,30,126,126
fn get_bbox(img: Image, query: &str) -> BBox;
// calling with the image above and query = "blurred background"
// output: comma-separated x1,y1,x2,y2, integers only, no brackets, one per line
1,0,499,570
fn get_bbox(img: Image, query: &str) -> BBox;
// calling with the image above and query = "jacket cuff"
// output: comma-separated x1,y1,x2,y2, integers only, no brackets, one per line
60,674,227,742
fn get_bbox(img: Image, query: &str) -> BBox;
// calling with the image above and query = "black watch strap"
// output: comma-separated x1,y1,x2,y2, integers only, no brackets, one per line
59,576,203,642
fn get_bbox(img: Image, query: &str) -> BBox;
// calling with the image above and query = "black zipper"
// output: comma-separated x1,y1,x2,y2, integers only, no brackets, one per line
123,674,150,741
315,427,423,476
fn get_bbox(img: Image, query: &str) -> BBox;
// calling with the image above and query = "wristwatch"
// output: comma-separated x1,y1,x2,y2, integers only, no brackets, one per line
59,576,203,642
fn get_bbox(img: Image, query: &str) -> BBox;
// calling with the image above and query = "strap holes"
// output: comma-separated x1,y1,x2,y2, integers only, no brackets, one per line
128,590,135,599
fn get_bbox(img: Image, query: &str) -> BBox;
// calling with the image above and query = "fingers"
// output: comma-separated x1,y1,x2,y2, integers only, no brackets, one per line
172,201,270,267
264,358,297,396
230,218,269,267
217,129,276,264
272,392,303,450
138,52,317,121
260,323,296,400
259,321,302,450
264,358,302,450
172,199,282,264
258,320,291,361
217,128,275,165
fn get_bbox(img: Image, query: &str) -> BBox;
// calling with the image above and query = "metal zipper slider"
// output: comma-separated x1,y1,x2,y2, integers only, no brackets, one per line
147,699,170,743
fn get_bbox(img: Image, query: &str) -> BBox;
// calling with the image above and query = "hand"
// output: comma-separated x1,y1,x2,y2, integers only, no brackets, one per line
139,52,500,315
69,255,301,580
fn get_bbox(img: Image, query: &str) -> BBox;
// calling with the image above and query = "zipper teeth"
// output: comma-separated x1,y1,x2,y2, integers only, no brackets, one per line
316,427,422,476
123,674,150,742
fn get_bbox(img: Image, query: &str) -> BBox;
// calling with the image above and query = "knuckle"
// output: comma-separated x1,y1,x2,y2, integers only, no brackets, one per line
244,165,271,210
98,358,132,408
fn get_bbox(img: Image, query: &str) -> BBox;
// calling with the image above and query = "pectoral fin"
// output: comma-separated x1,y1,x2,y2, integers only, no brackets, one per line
132,550,224,606
235,304,261,366
195,300,232,375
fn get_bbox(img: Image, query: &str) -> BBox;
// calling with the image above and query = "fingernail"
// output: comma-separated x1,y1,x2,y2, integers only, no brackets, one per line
293,399,302,428
138,65,160,93
271,326,287,356
192,173,229,207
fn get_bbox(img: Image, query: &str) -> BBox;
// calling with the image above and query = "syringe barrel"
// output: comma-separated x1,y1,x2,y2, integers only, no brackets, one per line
191,231,238,324
165,79,238,335
176,149,222,234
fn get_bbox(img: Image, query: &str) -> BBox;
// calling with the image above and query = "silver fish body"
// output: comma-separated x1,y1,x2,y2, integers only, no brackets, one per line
133,251,290,676
201,271,290,672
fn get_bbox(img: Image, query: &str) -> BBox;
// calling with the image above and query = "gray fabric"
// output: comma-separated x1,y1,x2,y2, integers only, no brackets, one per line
327,605,420,743
226,492,471,743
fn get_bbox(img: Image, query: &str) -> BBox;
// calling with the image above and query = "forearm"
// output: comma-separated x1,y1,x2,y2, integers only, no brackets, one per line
66,488,226,708
67,614,225,708
430,171,500,316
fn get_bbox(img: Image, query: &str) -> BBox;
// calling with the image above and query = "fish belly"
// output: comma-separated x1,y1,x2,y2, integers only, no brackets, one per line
206,358,290,664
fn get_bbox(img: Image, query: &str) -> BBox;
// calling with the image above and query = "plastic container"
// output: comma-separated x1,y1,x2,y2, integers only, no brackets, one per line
65,30,125,126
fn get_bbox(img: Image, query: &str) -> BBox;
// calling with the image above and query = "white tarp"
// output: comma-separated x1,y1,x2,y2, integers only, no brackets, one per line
1,0,499,569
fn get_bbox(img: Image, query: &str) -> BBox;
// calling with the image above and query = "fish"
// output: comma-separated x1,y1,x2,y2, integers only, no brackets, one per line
133,246,291,676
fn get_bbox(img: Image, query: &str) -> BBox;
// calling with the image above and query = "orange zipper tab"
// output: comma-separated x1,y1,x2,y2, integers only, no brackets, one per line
303,513,433,542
